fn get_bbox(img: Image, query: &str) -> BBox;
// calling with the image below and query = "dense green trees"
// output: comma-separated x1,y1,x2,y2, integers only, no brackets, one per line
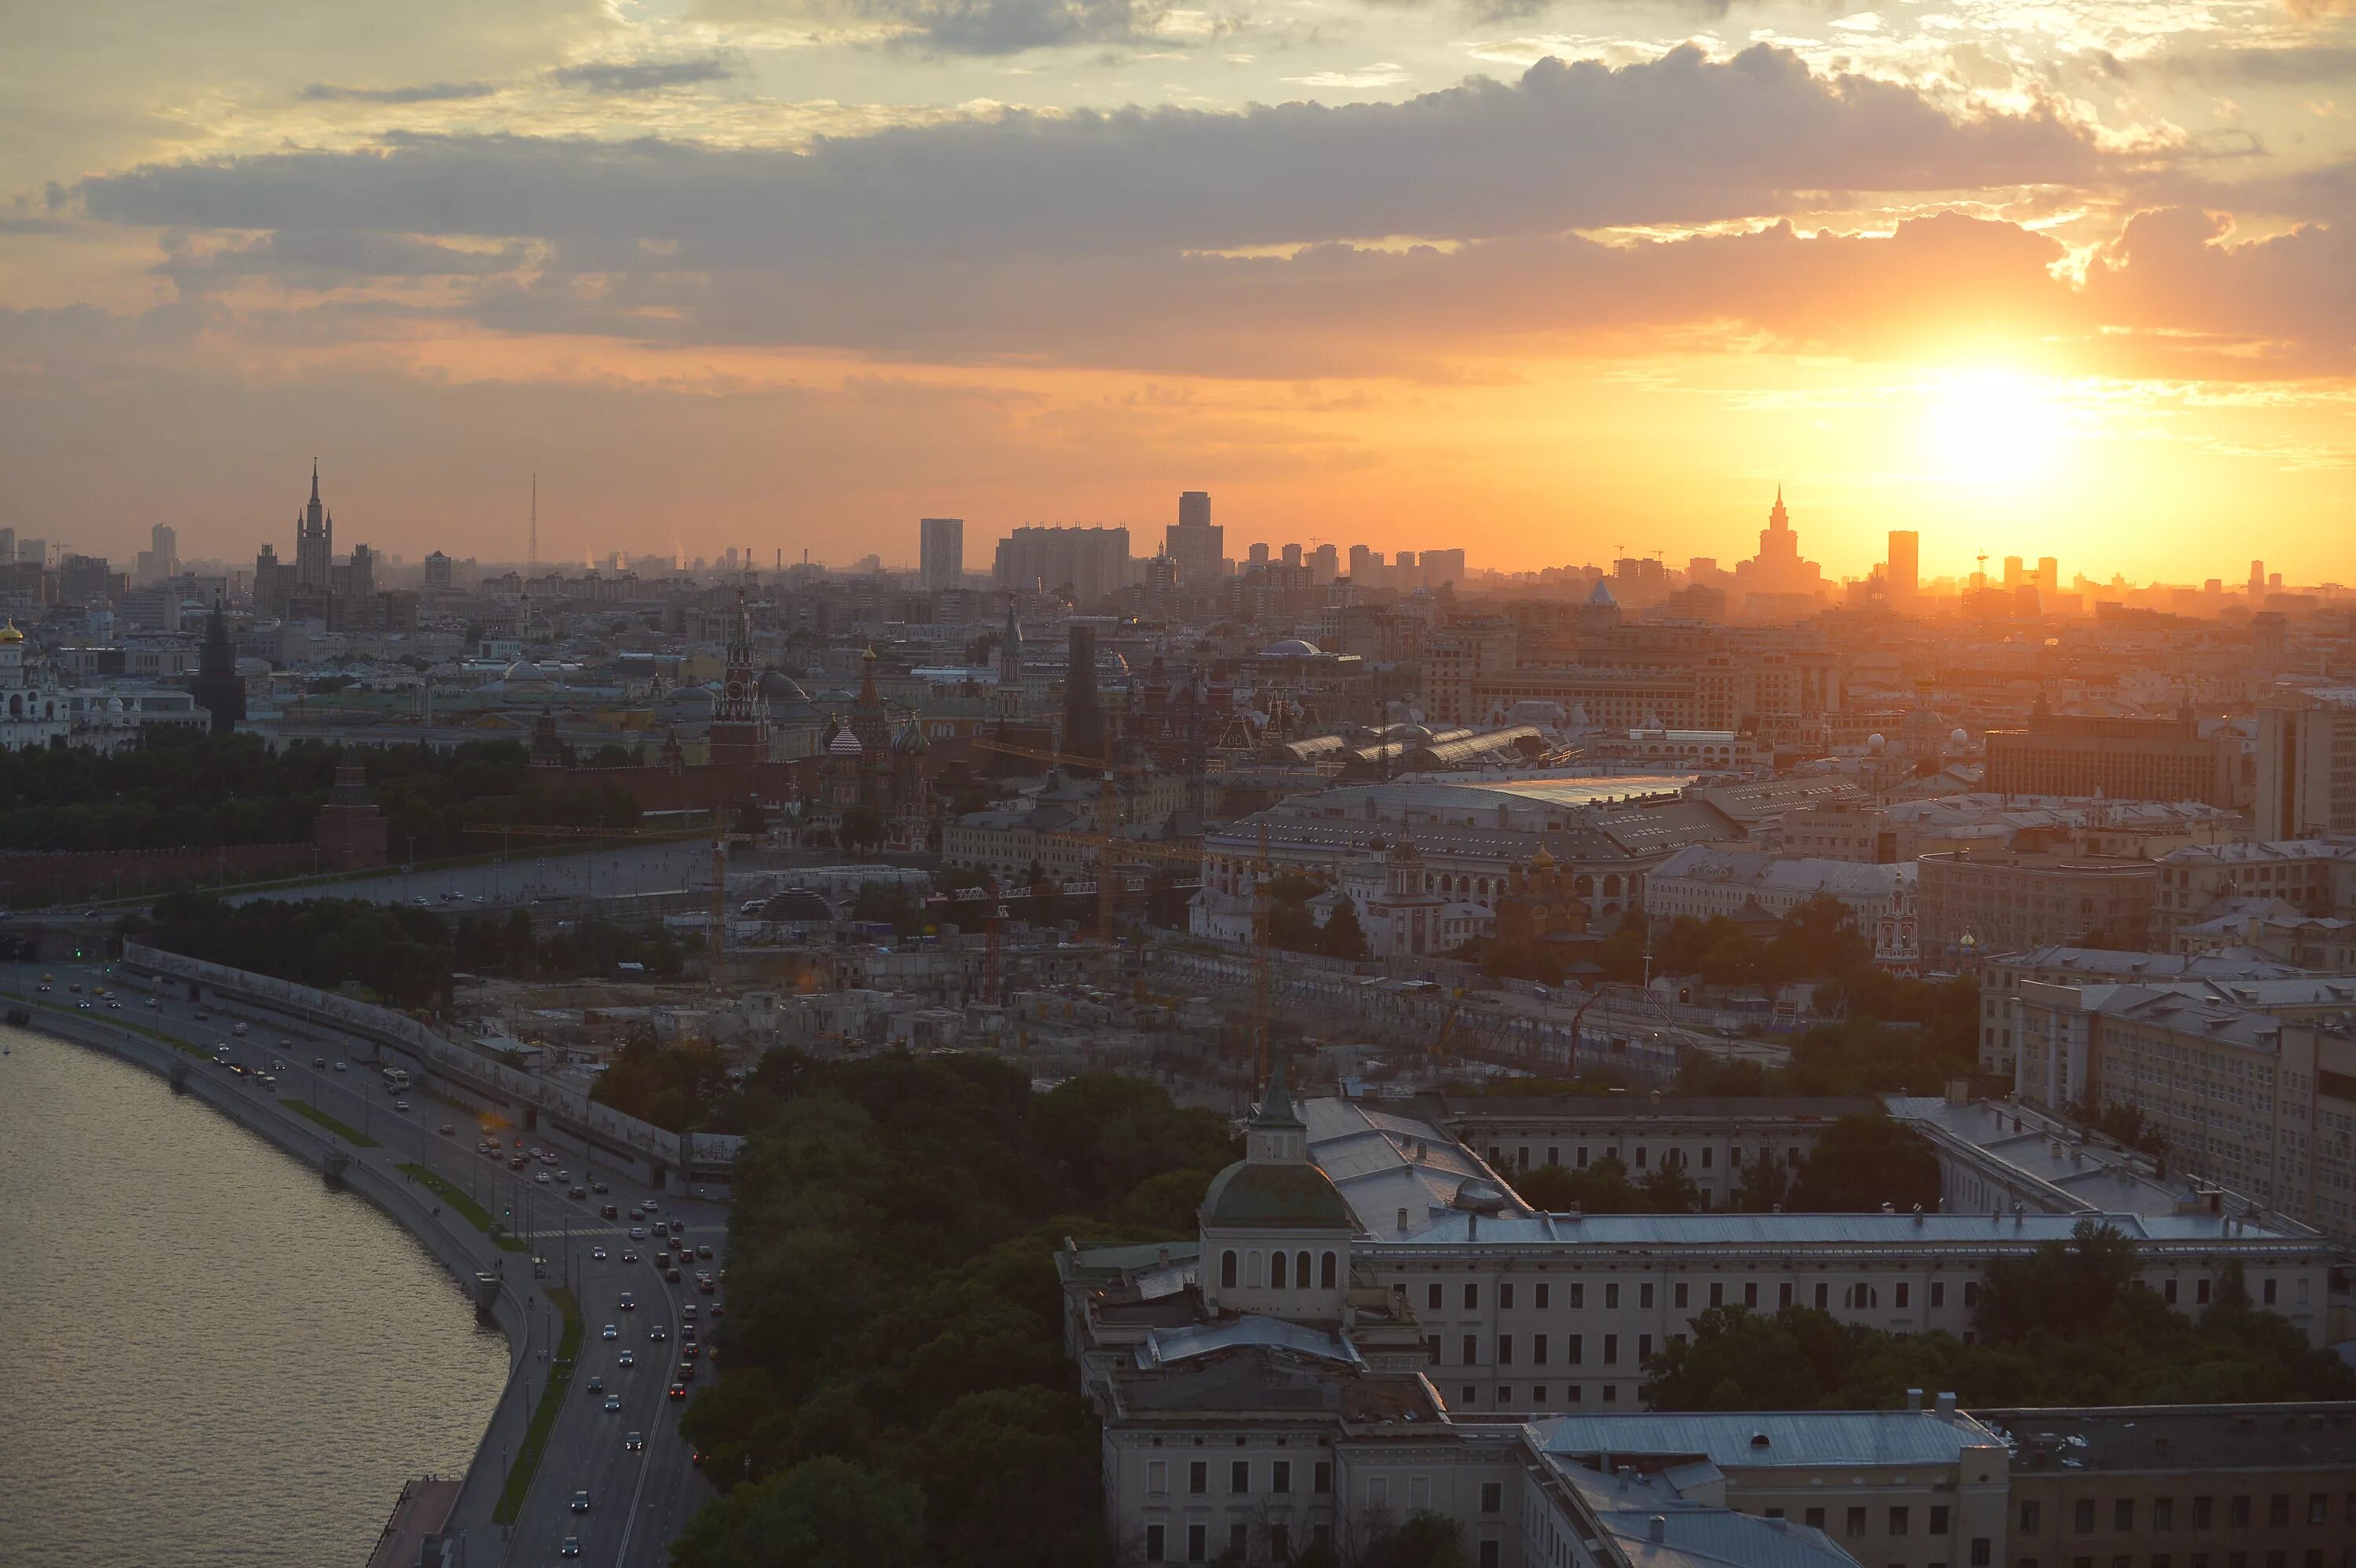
128,896,690,1013
128,893,457,1010
1513,1155,1701,1215
675,1057,1235,1568
1644,1222,2356,1411
589,1036,735,1133
1784,1115,1943,1213
0,732,638,868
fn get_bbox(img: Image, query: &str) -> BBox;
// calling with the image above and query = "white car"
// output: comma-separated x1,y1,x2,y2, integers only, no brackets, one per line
629,1226,646,1240
333,1061,347,1072
591,1247,608,1262
601,1324,618,1341
535,1171,551,1185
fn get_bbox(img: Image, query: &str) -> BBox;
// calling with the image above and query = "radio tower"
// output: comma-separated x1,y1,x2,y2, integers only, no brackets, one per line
529,473,539,576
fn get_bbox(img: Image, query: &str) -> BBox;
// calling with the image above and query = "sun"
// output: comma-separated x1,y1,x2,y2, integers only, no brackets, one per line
1917,367,2063,488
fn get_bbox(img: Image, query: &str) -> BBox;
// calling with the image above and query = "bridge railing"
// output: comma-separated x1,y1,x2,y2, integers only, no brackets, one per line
121,943,745,1175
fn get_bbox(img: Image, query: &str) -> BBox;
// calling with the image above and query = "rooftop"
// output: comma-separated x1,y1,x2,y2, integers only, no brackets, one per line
1977,1403,2356,1474
1108,1344,1443,1423
1373,1208,2321,1252
1533,1407,2007,1472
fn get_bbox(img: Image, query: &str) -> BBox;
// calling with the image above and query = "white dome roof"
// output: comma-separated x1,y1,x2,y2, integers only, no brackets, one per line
503,659,549,682
1260,638,1323,657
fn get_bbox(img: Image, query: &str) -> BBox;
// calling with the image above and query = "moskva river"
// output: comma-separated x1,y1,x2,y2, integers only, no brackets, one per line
0,1024,507,1566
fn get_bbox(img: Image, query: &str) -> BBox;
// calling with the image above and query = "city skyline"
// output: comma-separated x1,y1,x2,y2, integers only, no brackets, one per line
2,2,2351,579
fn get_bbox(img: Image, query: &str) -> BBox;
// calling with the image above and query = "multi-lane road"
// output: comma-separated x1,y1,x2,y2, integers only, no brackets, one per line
13,959,721,1568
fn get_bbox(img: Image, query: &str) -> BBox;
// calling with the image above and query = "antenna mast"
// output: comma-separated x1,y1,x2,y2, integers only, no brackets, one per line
529,473,539,576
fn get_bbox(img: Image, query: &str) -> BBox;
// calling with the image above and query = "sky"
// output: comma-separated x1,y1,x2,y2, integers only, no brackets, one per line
2,0,2351,584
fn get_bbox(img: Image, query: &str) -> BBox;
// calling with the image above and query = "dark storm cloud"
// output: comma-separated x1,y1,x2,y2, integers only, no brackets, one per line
694,0,1169,57
298,80,502,104
82,46,2113,257
549,56,738,93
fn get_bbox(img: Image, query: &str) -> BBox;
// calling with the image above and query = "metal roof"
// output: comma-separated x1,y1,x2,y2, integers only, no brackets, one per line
1377,1208,2312,1251
1535,1408,2006,1470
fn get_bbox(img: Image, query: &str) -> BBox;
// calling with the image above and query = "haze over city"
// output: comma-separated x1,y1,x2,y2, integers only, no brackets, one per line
5,0,2354,579
11,5,2356,1568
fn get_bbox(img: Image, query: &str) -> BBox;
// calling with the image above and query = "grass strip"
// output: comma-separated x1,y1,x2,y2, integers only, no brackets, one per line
291,1098,379,1147
9,991,213,1059
399,1161,527,1252
493,1284,584,1526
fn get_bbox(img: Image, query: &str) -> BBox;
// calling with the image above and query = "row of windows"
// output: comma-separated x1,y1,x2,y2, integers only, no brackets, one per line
1217,1250,1341,1292
2022,1492,2354,1534
1420,1277,1975,1315
1148,1458,1334,1497
2017,1544,2356,1554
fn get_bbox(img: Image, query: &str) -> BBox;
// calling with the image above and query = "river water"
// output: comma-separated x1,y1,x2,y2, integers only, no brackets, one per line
0,1025,509,1566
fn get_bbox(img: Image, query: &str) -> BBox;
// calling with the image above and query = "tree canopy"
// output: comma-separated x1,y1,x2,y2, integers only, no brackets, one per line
1644,1222,2356,1411
675,1057,1236,1568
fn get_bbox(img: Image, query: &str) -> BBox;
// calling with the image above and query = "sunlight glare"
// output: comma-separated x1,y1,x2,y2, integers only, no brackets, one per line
1918,367,2062,489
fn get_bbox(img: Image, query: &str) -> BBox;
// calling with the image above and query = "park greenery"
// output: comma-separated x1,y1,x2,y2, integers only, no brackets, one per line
0,730,638,861
673,1056,1235,1568
1265,872,1370,960
1508,1114,1943,1215
126,894,691,1012
1644,1219,2356,1411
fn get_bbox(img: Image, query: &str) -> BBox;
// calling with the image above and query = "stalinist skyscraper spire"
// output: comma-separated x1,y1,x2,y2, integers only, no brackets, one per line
295,459,333,588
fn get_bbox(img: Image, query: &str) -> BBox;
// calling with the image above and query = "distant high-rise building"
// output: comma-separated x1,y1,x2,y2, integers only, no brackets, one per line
0,528,16,569
993,525,1131,606
1886,531,1919,607
423,550,453,590
1419,548,1466,586
1063,623,1106,766
2250,560,2266,598
920,517,964,591
1310,543,1337,583
2037,556,2059,591
1348,544,1371,582
1282,543,1301,568
2003,556,2025,590
1730,487,1826,611
1247,543,1271,566
254,543,290,618
16,536,47,567
189,598,245,736
295,461,333,588
137,523,179,586
1167,492,1223,583
2258,703,2356,839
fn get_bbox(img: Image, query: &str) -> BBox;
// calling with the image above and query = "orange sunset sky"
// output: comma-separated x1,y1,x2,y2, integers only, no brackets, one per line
2,0,2351,583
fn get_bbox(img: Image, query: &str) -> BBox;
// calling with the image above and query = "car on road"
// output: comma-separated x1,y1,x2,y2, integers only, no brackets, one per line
676,1361,696,1383
629,1205,644,1219
681,1341,699,1361
313,1057,325,1068
569,1490,591,1513
620,1250,637,1263
617,1292,635,1312
668,1383,687,1401
697,1276,715,1295
599,1204,618,1220
393,1099,411,1113
629,1226,645,1239
603,1394,622,1413
510,1155,529,1171
535,1171,551,1184
591,1246,608,1261
664,1266,682,1284
439,1124,455,1137
647,1325,668,1343
681,1304,697,1322
616,1351,634,1368
560,1537,581,1559
333,1061,347,1071
624,1431,645,1452
690,1448,704,1467
569,1186,586,1200
600,1324,618,1341
697,1245,714,1259
587,1375,603,1394
591,1180,609,1195
643,1199,660,1213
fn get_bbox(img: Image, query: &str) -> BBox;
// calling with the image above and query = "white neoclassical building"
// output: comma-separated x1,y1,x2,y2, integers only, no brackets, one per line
0,621,69,751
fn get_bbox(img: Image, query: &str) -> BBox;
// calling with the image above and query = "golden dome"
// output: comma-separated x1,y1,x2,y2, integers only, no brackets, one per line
0,620,24,644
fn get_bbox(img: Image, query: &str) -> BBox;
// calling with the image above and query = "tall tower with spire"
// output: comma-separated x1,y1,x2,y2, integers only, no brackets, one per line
190,596,246,735
707,590,770,768
295,460,333,588
991,594,1025,722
